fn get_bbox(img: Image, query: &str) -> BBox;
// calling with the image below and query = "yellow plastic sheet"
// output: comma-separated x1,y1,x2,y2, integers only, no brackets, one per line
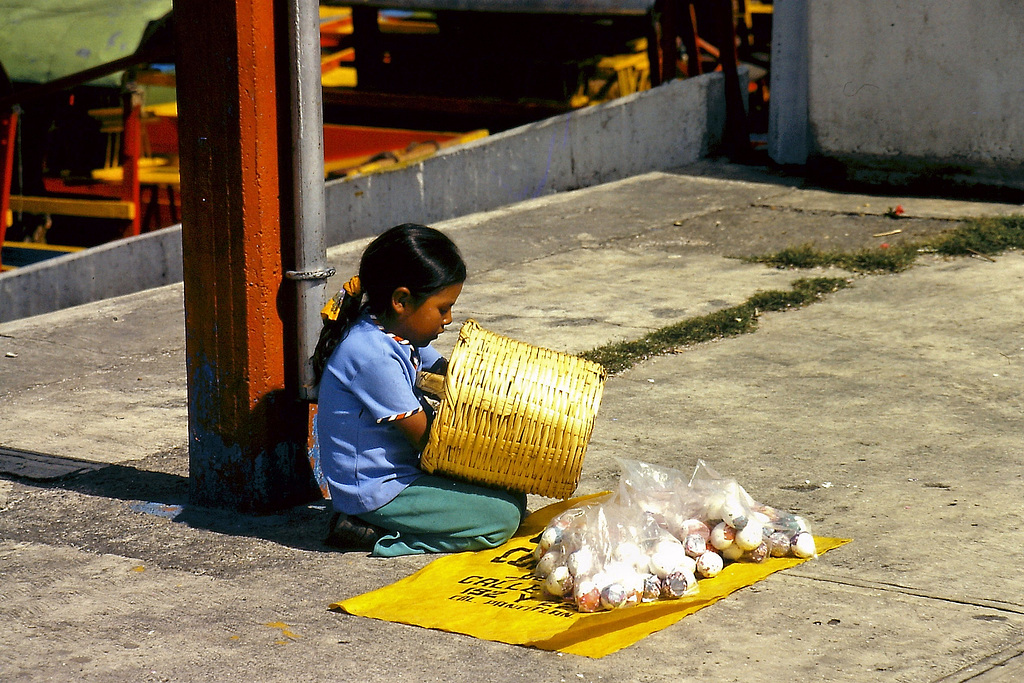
332,495,850,658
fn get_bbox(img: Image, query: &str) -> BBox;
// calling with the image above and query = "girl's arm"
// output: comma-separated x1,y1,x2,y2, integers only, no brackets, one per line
393,411,430,451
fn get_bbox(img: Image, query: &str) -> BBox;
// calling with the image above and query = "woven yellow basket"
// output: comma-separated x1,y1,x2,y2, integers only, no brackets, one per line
419,320,607,499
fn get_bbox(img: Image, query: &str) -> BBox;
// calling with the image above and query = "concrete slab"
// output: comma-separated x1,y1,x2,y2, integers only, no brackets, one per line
463,250,805,354
0,447,108,480
940,644,1024,682
0,285,187,464
1,163,1023,681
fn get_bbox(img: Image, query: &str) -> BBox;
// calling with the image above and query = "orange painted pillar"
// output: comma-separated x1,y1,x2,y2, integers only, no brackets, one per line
173,0,319,512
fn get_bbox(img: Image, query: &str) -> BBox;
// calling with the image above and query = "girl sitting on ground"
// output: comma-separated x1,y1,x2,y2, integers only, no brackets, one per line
313,223,527,556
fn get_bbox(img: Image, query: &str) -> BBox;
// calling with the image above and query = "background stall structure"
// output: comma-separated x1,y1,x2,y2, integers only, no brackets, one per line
2,1,771,271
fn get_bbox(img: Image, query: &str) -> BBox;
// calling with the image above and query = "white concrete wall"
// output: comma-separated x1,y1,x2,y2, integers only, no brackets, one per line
771,0,1024,189
0,71,728,323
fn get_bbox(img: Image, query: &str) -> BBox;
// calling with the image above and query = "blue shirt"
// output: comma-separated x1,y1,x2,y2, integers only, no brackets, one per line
317,312,442,514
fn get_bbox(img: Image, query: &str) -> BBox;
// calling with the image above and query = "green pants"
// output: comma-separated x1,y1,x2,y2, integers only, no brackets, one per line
357,475,527,557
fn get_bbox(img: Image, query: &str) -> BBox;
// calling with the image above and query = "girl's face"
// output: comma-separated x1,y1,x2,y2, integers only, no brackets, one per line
388,282,463,347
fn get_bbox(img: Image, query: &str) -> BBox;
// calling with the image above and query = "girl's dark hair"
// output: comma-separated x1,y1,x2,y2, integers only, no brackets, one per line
312,223,466,382
358,223,466,317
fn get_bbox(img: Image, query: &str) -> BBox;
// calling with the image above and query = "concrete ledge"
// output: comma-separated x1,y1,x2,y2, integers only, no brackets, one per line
0,226,183,323
0,72,729,323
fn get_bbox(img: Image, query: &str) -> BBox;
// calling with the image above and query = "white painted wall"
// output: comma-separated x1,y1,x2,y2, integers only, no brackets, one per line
771,0,1024,189
0,227,184,322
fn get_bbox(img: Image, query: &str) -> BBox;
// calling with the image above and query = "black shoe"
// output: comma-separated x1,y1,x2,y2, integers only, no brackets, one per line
324,512,384,550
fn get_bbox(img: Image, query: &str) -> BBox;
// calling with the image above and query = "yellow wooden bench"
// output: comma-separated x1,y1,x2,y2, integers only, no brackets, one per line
8,195,136,221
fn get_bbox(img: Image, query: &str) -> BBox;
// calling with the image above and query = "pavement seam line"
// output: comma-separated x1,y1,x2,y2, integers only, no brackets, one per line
751,203,970,222
933,641,1024,683
786,571,1024,615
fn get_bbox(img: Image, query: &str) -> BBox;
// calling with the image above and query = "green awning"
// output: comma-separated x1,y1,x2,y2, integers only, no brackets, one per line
0,0,172,86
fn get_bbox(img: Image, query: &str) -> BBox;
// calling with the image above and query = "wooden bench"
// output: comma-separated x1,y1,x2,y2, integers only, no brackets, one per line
8,195,136,221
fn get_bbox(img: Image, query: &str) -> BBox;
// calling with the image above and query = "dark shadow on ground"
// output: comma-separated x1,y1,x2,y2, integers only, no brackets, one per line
674,154,1024,204
1,446,337,554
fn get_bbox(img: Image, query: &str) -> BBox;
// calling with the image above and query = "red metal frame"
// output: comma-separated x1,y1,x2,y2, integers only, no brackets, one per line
118,88,143,238
655,1,750,159
0,109,17,269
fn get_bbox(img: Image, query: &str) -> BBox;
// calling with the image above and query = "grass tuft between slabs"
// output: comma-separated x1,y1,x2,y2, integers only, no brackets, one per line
929,214,1024,256
746,242,919,273
743,214,1024,273
580,277,849,374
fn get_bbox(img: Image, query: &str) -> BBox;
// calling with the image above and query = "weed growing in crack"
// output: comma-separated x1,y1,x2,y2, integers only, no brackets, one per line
744,214,1024,273
928,215,1024,256
580,277,849,374
743,242,918,273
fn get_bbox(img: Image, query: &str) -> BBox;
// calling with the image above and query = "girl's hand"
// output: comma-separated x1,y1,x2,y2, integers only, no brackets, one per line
393,411,430,451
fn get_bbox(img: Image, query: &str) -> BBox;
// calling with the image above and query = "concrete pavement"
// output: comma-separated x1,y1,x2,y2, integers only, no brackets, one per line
1,161,1023,681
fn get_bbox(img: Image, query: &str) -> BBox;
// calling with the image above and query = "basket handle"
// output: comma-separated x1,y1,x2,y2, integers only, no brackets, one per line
415,370,445,400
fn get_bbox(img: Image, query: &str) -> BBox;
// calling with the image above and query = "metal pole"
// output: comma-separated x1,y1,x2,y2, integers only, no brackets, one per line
284,0,333,402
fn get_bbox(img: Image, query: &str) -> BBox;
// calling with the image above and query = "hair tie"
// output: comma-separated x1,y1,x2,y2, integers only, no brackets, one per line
320,275,362,323
343,275,361,299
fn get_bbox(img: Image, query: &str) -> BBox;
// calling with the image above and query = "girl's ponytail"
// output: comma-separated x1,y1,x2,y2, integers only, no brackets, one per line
312,275,363,383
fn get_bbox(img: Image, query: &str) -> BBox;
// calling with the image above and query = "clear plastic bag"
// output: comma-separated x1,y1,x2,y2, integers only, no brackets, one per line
533,458,817,612
614,458,817,561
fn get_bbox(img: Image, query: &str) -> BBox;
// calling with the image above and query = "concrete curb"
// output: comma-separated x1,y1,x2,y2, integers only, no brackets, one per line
0,226,183,322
